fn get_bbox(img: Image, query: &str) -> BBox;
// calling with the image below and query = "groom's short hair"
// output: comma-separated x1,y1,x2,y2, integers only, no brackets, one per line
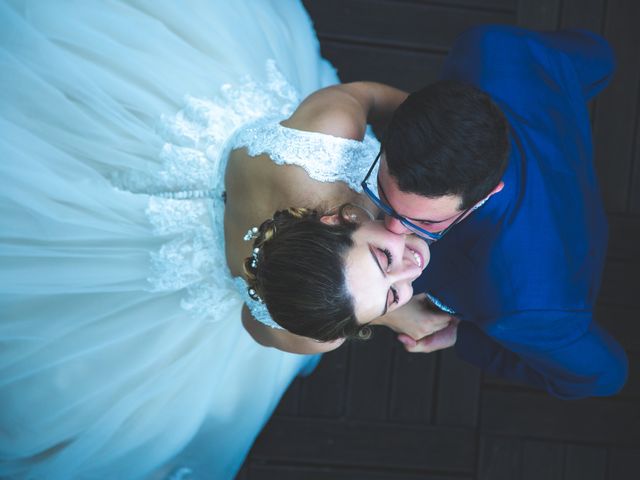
384,80,510,210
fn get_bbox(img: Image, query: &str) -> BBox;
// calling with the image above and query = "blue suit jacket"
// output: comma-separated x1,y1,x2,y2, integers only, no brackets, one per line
414,26,628,399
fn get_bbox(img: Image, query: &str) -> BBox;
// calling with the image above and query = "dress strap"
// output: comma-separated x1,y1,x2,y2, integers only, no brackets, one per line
229,118,381,193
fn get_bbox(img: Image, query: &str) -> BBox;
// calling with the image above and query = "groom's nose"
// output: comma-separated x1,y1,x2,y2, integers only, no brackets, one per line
384,215,410,235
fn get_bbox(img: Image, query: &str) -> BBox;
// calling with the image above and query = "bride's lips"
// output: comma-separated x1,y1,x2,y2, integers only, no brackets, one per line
408,247,423,268
406,241,429,272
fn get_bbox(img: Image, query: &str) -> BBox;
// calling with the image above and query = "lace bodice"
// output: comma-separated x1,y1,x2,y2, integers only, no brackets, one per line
124,61,380,324
229,117,380,193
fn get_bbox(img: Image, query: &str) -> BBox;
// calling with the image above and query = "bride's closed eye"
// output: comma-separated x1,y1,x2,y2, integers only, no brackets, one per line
368,244,400,314
387,285,399,308
380,248,393,271
379,248,399,308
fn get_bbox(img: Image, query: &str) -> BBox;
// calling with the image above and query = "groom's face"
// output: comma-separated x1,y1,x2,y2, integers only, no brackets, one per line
377,156,466,236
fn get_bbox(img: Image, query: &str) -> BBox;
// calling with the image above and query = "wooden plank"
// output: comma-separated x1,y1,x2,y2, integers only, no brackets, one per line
405,0,516,11
563,444,607,480
560,0,605,31
594,308,640,398
320,41,445,92
481,390,640,445
483,372,534,390
346,328,395,420
303,0,514,53
250,418,477,473
388,340,437,424
517,0,561,29
274,378,301,417
607,215,640,260
235,463,248,480
595,304,640,352
608,448,640,480
246,464,470,480
599,259,640,308
299,346,349,417
434,348,481,427
592,1,640,212
522,440,564,480
618,350,640,398
478,435,522,480
631,107,640,213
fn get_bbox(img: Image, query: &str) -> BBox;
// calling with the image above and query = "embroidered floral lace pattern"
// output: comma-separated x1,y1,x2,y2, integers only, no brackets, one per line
126,61,380,325
229,119,380,193
232,277,283,330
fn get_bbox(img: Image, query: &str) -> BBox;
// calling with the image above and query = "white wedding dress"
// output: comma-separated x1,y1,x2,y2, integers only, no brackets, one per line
0,1,379,479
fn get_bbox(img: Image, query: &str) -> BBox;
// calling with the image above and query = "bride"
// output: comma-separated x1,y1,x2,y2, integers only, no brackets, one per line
0,1,440,478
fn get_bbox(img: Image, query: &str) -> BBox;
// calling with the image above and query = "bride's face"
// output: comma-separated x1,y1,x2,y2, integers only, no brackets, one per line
343,221,430,325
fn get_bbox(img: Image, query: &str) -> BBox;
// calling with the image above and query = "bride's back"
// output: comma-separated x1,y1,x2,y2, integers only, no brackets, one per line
223,145,360,277
221,85,381,277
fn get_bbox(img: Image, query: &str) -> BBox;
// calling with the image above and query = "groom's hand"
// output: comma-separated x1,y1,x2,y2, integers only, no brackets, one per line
397,317,460,353
377,293,453,341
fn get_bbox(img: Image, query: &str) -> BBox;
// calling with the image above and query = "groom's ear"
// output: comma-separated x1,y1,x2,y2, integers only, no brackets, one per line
320,214,341,225
489,181,505,196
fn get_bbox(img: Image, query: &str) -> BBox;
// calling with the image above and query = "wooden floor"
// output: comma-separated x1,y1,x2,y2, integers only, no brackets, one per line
238,1,640,478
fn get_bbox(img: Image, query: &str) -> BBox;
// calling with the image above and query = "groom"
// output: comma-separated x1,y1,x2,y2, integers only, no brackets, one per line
365,26,628,399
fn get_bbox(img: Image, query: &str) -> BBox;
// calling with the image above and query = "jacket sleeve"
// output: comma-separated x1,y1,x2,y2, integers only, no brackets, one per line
441,25,615,102
455,312,628,399
531,29,615,101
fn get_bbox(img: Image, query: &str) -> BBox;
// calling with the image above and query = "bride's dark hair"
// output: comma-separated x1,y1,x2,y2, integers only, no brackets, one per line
243,205,372,342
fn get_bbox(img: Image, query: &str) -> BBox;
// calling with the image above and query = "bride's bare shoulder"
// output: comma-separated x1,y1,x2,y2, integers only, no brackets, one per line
282,84,369,141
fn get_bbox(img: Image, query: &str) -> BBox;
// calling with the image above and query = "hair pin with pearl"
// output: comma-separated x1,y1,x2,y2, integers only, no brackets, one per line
243,226,259,241
248,287,261,302
250,247,260,268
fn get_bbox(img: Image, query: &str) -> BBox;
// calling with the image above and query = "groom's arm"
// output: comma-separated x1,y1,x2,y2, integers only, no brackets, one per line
284,82,408,141
454,312,628,399
338,81,409,127
531,29,615,101
442,25,614,105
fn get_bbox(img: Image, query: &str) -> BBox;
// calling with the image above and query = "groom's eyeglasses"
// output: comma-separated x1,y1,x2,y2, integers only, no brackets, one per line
361,151,472,245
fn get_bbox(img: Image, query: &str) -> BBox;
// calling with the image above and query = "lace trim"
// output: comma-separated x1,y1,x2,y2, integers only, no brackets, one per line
140,60,381,325
233,277,284,330
141,61,303,322
145,197,236,321
112,60,300,196
230,120,380,193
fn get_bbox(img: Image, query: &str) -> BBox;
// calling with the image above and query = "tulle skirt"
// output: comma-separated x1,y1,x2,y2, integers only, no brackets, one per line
0,1,336,478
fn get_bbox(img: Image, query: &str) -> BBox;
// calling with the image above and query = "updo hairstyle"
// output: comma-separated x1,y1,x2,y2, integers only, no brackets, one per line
243,205,372,342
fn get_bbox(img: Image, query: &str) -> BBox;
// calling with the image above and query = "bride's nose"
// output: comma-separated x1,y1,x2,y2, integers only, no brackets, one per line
389,248,423,282
394,261,421,280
